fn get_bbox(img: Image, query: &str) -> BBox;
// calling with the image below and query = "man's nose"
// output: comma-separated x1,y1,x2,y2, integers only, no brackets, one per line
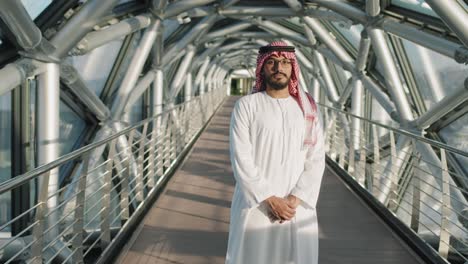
272,61,283,71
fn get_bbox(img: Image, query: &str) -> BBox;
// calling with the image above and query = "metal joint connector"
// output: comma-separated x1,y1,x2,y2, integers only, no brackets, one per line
59,64,79,85
364,15,384,30
15,59,47,79
149,9,164,20
354,70,366,79
402,123,425,136
454,46,468,65
18,40,60,63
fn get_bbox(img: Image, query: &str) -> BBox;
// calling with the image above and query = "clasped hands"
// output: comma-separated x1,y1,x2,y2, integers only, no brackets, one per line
264,195,301,224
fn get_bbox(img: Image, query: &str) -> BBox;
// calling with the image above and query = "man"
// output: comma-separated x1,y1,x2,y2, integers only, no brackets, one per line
226,41,325,264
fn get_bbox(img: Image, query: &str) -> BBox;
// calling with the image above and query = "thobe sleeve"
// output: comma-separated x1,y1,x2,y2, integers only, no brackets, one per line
229,99,272,208
290,107,326,209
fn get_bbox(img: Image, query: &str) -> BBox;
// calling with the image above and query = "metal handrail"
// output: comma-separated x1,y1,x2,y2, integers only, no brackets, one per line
319,103,468,157
322,104,468,264
0,93,214,195
0,89,226,263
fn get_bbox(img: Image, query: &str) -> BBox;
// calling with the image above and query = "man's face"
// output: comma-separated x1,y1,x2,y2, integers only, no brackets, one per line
262,55,293,90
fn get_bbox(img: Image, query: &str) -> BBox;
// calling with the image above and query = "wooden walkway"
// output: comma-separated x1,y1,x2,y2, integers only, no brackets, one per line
117,96,424,264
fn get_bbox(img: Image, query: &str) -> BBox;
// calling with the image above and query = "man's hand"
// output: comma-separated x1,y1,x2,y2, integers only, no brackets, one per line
264,196,296,223
286,194,301,209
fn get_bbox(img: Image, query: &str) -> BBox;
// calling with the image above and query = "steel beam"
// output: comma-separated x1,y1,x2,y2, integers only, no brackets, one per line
195,57,211,88
355,33,371,72
310,77,320,100
303,16,355,71
251,19,309,47
415,81,468,129
361,75,398,119
205,64,218,92
316,45,347,69
203,22,251,40
72,14,153,55
112,20,160,118
60,64,111,121
169,45,196,101
164,0,217,18
153,69,164,117
350,78,364,150
314,0,463,61
303,23,318,45
367,27,414,123
199,76,206,95
152,0,168,11
425,0,468,48
221,0,240,8
314,51,340,103
283,0,302,12
218,41,250,53
381,19,464,61
0,0,43,52
124,71,157,113
220,6,296,17
162,15,217,65
0,63,26,96
37,63,60,238
205,32,274,43
184,72,193,101
50,0,120,59
0,59,47,97
152,20,164,67
366,0,381,17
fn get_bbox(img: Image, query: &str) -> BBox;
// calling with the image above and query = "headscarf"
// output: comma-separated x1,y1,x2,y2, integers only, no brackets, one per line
252,41,318,147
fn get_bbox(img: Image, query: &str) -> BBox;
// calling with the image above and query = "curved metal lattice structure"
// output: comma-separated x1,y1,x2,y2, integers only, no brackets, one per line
0,0,466,263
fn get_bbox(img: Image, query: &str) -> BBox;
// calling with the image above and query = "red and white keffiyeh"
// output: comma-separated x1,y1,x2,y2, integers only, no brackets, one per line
252,41,318,147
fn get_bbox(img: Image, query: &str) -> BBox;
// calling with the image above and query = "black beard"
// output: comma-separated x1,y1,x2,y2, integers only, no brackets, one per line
265,73,291,90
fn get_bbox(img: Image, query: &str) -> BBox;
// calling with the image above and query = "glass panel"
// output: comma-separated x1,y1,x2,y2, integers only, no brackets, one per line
439,114,468,175
163,19,182,41
0,92,11,233
105,31,142,104
391,0,438,17
371,97,397,137
20,0,52,19
70,38,124,96
401,38,468,110
59,101,86,156
330,22,363,49
0,92,11,183
328,60,352,93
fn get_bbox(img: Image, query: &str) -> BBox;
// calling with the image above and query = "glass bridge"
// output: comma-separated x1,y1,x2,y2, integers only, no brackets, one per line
0,0,467,263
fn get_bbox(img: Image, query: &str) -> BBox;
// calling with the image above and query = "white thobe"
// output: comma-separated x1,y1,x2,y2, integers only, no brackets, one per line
226,91,325,264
